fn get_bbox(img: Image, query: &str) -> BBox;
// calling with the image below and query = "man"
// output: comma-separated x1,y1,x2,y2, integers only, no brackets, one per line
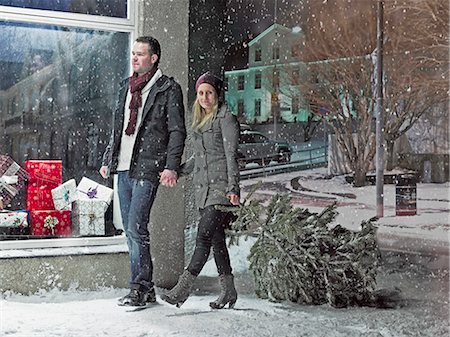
100,36,186,307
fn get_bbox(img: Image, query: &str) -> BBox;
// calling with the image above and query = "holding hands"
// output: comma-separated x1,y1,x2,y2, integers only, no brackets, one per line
160,169,178,187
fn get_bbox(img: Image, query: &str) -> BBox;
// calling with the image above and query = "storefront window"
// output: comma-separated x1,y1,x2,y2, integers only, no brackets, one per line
0,17,130,239
0,0,128,18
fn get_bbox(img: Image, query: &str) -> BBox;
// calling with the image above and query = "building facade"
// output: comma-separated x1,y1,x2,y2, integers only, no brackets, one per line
225,23,310,125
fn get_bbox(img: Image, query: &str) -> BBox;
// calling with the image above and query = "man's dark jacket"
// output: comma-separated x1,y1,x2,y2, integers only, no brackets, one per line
102,74,186,181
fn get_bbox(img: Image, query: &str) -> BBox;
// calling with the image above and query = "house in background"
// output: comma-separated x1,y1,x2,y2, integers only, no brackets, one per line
225,23,310,125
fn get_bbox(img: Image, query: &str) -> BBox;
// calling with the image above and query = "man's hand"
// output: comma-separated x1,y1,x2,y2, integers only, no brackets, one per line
99,166,109,179
160,169,178,187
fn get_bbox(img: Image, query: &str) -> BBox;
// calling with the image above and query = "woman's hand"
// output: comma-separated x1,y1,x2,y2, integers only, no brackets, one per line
227,193,240,206
99,166,109,179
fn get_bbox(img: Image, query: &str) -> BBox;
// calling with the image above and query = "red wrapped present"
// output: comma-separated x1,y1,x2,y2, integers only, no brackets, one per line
25,160,62,190
27,186,55,210
29,210,71,236
0,155,30,207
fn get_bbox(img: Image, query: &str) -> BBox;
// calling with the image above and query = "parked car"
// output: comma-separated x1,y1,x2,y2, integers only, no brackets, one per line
237,129,291,168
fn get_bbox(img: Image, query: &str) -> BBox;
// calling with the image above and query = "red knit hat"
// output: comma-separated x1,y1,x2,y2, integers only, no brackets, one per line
195,72,223,95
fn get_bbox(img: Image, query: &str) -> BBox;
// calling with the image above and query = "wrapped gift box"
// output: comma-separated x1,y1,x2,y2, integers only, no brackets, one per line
25,160,62,190
77,177,113,212
51,179,77,211
0,210,29,235
0,155,30,207
27,186,55,210
29,210,71,236
72,200,106,236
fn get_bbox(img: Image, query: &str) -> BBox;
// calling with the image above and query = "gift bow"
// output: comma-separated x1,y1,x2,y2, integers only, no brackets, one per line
43,215,59,235
63,189,71,202
0,175,18,185
79,185,98,199
86,186,98,199
88,213,96,225
0,175,18,196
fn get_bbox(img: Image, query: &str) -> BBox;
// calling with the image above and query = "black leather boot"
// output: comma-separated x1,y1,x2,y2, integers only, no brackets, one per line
209,274,237,309
160,270,196,308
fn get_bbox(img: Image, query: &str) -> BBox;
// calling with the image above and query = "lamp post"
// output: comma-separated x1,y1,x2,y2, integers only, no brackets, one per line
375,0,385,218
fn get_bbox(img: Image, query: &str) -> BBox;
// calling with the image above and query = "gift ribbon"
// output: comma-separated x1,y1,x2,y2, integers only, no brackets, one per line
2,160,29,182
43,215,59,235
88,213,96,225
63,189,71,202
79,185,99,199
0,175,18,196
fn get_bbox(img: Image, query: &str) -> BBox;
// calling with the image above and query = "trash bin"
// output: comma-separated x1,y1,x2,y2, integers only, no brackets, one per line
395,174,417,216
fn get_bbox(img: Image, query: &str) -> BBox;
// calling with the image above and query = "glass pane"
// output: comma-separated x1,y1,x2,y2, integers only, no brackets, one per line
0,0,128,18
0,21,129,201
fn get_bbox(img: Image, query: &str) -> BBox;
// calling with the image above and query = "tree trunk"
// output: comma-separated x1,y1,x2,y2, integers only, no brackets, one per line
353,168,367,187
386,140,395,171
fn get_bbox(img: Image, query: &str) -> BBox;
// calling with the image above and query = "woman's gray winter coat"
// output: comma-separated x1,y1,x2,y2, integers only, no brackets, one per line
182,105,240,209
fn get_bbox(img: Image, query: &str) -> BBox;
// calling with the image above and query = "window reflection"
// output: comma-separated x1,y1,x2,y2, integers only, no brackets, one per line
0,0,128,18
0,21,129,196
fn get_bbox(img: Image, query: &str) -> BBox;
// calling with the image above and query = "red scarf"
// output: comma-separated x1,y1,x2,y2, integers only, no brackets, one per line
125,67,157,135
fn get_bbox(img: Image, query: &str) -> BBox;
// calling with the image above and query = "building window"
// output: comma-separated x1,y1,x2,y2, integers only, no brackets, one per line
0,1,133,242
254,72,261,89
272,46,280,60
237,99,245,117
292,68,300,85
254,99,261,117
238,75,245,91
292,96,300,114
255,47,262,62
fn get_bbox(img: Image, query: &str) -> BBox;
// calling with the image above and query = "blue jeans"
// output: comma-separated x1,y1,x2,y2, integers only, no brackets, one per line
117,171,158,292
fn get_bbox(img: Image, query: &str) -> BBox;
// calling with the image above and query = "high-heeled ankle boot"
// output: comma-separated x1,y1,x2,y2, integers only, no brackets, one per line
160,270,196,308
209,273,237,309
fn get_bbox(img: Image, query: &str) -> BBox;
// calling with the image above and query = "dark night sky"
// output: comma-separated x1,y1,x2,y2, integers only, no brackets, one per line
225,0,305,69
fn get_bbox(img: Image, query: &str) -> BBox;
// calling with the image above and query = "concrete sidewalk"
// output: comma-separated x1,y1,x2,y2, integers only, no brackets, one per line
240,168,450,269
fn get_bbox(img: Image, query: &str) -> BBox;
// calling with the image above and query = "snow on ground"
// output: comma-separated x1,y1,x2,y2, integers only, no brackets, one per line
240,168,450,250
1,168,449,337
1,238,448,337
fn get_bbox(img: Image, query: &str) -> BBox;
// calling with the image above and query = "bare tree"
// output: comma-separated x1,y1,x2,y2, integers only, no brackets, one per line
295,0,448,185
383,0,449,169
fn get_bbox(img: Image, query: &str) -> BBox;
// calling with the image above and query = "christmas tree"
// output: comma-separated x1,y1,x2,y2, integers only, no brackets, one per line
226,189,390,308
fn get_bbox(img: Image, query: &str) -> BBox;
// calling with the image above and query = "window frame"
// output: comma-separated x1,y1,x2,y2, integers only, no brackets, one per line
272,45,280,60
254,98,261,117
0,1,137,249
254,71,262,89
0,2,135,31
237,75,245,91
255,47,262,62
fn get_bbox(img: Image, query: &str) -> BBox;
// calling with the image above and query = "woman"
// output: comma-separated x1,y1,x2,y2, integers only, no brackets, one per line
161,72,240,309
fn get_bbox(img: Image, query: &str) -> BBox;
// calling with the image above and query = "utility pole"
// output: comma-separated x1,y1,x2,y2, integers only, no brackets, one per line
272,0,279,139
375,0,385,218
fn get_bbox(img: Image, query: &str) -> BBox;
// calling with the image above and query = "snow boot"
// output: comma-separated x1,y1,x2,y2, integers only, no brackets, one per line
160,270,196,307
118,288,156,306
209,274,237,309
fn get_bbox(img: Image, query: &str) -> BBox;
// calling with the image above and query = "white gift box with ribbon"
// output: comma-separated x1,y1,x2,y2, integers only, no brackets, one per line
72,199,106,236
0,210,28,228
76,177,113,212
51,179,77,210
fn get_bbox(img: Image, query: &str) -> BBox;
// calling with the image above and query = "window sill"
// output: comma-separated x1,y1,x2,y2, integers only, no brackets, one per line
0,234,127,258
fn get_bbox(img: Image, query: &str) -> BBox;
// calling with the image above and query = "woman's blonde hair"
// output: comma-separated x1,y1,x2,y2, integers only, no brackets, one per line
191,99,219,131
